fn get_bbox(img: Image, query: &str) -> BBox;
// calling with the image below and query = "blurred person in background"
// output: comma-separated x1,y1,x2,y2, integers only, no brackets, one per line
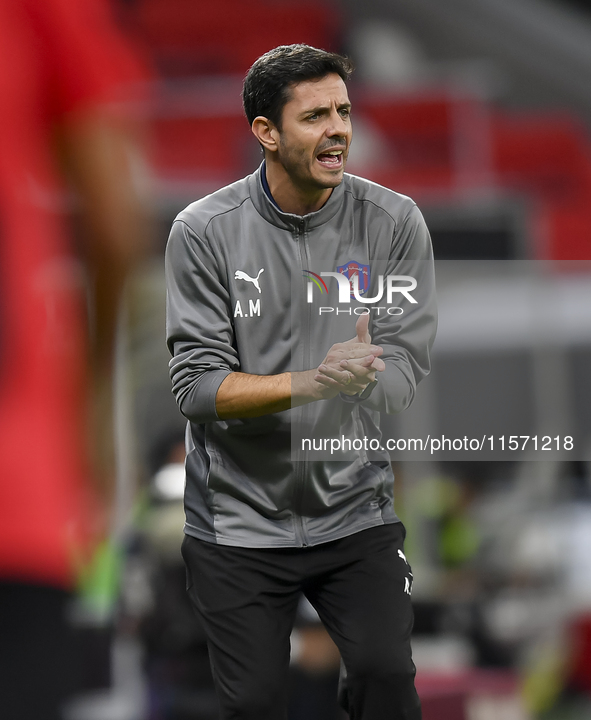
288,596,344,720
0,1,149,718
120,428,347,720
120,428,219,720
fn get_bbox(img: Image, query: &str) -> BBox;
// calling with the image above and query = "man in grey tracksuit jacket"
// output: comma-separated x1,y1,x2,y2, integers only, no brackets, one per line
166,164,436,548
166,45,436,720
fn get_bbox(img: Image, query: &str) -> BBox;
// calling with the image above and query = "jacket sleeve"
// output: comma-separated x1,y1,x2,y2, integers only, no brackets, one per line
165,218,238,423
361,203,437,414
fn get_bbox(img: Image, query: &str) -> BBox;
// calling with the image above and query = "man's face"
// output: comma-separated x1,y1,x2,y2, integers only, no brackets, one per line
274,73,352,192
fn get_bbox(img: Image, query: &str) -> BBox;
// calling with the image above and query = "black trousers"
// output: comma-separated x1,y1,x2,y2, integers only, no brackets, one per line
182,523,421,720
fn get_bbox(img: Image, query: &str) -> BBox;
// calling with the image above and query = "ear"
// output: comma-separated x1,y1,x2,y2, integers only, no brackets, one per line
251,116,279,153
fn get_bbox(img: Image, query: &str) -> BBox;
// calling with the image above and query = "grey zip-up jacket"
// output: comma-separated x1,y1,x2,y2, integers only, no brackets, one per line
166,164,437,548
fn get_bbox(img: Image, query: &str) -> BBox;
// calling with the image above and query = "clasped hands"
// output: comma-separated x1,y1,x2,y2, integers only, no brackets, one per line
314,313,385,398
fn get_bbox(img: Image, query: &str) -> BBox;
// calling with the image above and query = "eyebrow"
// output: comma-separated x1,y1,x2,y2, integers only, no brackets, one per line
299,102,352,117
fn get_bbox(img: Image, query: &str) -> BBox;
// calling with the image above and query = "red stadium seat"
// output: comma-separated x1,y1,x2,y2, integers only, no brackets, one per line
358,93,453,171
489,111,591,259
126,0,341,76
539,198,591,261
355,91,492,196
490,112,591,200
153,114,252,179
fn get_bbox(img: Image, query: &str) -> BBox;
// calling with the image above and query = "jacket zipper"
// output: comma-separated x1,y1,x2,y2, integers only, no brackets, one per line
294,218,310,547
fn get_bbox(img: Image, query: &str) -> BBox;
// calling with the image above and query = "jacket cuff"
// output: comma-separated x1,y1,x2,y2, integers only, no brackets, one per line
179,368,233,423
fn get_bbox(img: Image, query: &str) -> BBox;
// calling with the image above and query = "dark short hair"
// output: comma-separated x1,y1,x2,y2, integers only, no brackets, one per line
242,44,354,129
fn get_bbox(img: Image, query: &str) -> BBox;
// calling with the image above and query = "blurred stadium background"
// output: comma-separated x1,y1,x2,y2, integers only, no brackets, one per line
61,1,591,719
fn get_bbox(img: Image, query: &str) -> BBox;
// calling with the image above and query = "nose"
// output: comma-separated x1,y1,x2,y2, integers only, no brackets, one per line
327,109,349,139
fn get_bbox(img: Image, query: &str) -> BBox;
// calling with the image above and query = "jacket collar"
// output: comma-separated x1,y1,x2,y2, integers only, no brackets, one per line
248,162,345,231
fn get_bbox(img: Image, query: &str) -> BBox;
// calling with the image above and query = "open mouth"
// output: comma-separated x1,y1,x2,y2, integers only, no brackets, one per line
316,149,344,169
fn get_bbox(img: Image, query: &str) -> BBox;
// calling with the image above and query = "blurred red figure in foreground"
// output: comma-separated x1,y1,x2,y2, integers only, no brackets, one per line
0,1,149,717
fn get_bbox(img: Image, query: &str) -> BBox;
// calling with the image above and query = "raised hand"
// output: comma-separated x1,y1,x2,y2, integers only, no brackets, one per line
314,313,385,396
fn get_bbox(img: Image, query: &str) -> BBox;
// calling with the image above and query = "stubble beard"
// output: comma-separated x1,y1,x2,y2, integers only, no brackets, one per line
277,138,345,193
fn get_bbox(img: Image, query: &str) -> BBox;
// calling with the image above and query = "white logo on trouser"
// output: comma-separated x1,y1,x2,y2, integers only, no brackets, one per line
399,549,413,595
